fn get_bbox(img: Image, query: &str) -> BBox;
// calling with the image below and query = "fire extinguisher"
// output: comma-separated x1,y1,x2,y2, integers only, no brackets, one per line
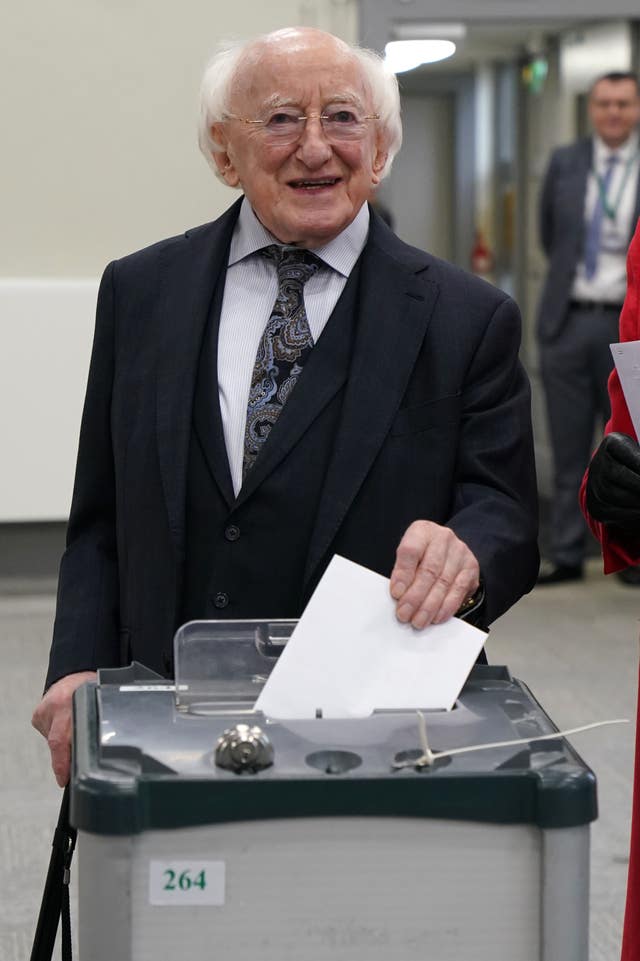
470,230,494,279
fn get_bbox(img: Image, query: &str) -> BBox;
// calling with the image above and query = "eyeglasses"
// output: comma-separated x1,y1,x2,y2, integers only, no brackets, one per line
222,106,380,145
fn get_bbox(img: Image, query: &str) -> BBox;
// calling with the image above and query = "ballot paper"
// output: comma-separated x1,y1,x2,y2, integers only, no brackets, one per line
611,340,640,439
254,555,487,719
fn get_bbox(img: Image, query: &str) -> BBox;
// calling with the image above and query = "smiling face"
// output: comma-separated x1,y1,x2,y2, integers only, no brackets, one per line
589,77,640,149
211,30,388,248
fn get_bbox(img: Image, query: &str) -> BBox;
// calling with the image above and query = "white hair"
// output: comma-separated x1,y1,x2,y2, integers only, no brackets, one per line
197,31,402,184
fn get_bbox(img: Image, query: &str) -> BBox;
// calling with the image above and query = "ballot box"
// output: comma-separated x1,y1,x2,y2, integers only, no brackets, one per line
71,620,596,961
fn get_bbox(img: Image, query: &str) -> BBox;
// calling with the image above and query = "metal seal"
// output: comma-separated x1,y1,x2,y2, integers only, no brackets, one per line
214,723,274,773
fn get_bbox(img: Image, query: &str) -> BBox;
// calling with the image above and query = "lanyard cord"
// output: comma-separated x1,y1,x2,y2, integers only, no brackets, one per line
594,150,639,220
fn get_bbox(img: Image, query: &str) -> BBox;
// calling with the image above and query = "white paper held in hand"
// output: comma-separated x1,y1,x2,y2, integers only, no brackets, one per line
611,339,640,440
253,555,487,719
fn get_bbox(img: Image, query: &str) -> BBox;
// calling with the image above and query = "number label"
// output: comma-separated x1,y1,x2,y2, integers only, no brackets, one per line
162,868,206,891
149,861,225,905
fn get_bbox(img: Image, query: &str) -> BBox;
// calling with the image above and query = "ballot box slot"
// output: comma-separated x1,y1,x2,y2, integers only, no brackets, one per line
305,750,362,774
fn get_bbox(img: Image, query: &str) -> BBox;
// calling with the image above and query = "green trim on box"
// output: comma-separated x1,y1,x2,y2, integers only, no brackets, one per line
71,685,597,836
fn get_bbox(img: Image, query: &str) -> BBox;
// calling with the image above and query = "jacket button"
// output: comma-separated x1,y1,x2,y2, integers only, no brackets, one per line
213,591,229,609
224,524,240,541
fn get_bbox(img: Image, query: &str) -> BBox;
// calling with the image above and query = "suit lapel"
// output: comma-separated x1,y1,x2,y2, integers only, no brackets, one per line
572,141,592,249
156,200,241,558
192,271,235,507
304,224,438,587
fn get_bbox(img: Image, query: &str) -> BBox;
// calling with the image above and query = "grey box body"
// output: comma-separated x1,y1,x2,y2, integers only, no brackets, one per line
71,654,596,961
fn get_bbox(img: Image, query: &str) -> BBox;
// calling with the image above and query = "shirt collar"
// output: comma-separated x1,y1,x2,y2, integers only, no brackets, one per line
593,130,640,165
228,196,369,277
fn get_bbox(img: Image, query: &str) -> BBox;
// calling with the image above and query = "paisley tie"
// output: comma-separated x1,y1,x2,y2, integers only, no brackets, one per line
242,245,321,478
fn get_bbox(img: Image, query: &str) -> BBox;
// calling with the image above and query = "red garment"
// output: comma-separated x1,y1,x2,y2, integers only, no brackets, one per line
579,221,640,572
580,219,640,960
624,662,640,961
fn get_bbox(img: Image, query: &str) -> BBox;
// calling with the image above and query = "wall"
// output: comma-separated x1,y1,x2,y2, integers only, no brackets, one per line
381,93,454,261
1,0,357,521
384,68,476,272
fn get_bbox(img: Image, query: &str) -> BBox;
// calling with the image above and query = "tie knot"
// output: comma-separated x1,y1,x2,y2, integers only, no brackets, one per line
261,244,321,286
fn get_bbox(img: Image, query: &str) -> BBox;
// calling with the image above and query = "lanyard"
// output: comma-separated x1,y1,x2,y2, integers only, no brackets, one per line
594,151,638,220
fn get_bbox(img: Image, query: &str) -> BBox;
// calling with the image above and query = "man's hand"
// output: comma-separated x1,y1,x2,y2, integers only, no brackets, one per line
32,671,97,787
586,432,640,533
390,520,480,628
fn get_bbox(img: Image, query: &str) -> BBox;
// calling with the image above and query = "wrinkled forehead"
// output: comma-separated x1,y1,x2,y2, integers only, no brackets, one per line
229,37,372,114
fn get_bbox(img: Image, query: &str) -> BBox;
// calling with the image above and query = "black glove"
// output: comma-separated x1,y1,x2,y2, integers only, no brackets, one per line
586,432,640,534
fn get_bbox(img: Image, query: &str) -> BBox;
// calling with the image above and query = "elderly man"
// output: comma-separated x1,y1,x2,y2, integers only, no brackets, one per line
33,27,538,786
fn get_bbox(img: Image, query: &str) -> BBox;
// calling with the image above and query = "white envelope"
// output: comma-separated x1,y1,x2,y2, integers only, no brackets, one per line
254,554,487,719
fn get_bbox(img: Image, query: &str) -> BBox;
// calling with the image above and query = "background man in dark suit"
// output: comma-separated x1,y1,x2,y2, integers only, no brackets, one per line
32,26,539,785
536,71,640,585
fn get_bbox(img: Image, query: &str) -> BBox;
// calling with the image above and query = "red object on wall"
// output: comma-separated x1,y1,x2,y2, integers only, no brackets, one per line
471,230,494,277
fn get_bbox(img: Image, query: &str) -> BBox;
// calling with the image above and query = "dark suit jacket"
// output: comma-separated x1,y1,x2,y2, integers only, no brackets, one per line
537,137,640,342
46,200,539,688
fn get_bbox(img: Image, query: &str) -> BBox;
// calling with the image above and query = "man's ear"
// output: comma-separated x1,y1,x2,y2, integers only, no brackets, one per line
371,137,389,187
371,147,388,187
210,125,241,187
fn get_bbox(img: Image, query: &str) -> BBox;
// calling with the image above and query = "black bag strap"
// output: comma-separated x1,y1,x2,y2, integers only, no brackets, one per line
30,785,77,961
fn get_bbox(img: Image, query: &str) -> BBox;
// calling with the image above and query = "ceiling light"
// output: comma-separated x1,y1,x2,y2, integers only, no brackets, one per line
384,39,456,74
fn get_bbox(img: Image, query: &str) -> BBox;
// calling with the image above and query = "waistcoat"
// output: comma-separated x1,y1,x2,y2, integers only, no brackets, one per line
180,258,362,626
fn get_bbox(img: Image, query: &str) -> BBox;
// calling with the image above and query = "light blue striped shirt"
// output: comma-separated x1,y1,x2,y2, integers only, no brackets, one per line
218,197,369,494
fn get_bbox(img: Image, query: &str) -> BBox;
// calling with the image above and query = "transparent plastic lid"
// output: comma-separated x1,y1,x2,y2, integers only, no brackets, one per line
173,619,297,715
